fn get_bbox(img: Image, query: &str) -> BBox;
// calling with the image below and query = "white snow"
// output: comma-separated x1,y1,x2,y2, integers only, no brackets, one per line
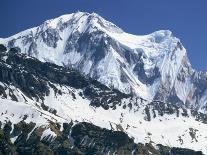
0,12,195,103
0,82,207,154
10,136,18,143
43,85,207,154
41,128,57,141
0,98,66,126
1,12,207,154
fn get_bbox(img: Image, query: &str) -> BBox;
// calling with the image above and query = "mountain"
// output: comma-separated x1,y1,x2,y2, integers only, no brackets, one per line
0,44,206,155
0,12,207,154
1,12,207,113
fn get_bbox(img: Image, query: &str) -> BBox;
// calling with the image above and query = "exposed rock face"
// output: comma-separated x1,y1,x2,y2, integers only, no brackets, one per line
1,12,207,154
0,44,206,154
0,121,204,155
1,12,207,112
0,45,129,109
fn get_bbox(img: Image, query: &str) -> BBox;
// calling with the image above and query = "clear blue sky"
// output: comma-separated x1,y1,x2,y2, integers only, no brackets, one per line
1,0,207,70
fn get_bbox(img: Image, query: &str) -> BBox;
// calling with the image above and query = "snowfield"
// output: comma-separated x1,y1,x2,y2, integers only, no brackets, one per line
1,85,207,154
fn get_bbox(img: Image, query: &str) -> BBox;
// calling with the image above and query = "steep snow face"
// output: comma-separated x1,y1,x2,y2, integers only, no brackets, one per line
0,45,207,154
1,12,207,110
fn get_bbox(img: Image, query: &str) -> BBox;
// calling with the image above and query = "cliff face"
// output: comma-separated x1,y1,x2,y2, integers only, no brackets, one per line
0,44,206,154
1,12,207,112
1,12,207,154
0,121,204,155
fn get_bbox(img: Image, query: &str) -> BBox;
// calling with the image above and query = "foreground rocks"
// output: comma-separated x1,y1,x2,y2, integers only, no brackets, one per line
0,121,204,155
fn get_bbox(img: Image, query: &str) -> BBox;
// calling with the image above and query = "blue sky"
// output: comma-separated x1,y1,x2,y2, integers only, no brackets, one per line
1,0,207,70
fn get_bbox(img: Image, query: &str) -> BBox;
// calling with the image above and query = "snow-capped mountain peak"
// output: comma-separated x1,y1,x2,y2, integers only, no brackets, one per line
1,12,207,154
37,11,123,35
1,12,207,112
0,44,206,154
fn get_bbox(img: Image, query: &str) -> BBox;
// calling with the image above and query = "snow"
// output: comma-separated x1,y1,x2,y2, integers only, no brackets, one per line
42,84,207,154
95,47,129,91
175,77,193,103
199,90,207,112
0,82,207,154
0,98,66,126
1,11,207,154
27,126,37,140
0,12,192,103
41,128,57,141
83,60,93,75
10,136,18,143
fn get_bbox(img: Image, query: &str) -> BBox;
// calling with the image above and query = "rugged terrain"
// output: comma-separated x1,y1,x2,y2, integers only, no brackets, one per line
0,45,206,154
1,12,207,112
0,12,207,154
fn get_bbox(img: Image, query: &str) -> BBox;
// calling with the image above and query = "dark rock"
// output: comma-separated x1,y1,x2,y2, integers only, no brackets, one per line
0,44,7,52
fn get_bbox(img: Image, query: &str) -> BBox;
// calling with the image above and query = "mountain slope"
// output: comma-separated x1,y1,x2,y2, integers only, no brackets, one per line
1,120,203,155
1,12,207,113
0,45,206,154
